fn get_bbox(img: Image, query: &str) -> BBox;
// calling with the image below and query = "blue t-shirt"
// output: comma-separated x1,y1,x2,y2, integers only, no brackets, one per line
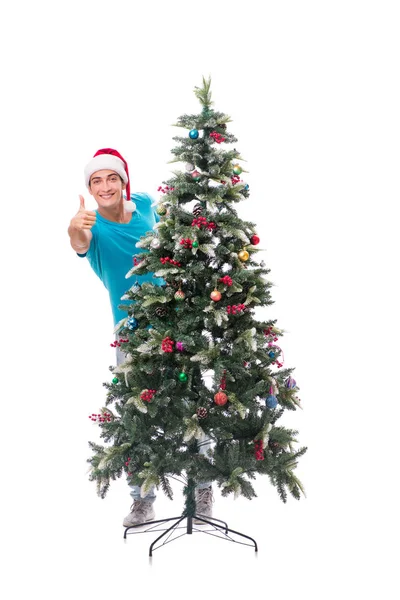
78,192,163,325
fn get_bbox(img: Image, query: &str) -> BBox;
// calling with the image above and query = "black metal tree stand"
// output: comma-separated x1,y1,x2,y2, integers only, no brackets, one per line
124,478,258,556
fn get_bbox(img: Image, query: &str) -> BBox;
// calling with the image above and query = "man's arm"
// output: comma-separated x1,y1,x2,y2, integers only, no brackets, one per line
68,195,96,254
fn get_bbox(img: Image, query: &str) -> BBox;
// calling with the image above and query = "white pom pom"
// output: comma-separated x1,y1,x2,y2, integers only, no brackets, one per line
124,201,136,213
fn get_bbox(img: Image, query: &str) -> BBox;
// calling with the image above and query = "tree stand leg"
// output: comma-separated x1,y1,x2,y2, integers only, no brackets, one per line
123,479,258,556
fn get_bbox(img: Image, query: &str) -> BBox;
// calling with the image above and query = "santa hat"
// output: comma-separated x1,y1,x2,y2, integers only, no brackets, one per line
84,148,134,210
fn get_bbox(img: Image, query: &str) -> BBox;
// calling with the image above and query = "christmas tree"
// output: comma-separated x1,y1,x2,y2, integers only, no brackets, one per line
88,77,306,509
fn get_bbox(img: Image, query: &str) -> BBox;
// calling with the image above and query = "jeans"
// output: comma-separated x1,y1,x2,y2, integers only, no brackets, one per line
116,344,212,504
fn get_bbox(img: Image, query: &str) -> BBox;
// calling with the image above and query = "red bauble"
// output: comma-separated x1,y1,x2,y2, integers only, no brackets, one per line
210,290,222,302
214,391,228,406
250,235,260,245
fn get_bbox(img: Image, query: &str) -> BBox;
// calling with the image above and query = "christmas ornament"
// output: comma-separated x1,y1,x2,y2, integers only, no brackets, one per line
150,237,161,249
180,238,193,249
268,440,280,451
192,241,199,248
185,162,195,171
191,170,201,181
220,370,227,390
233,164,242,175
160,257,182,267
126,316,138,330
161,337,175,352
140,389,157,402
231,175,241,185
174,290,185,301
266,386,278,409
89,412,112,423
196,407,208,419
254,440,264,461
110,338,129,348
192,216,208,228
214,391,228,406
250,235,260,245
238,249,249,262
219,275,233,286
226,304,246,314
156,203,168,216
176,341,185,352
210,290,222,302
285,377,297,389
178,372,188,382
268,350,276,359
155,306,167,317
192,203,203,216
158,185,174,194
209,131,226,143
189,129,199,139
112,377,119,384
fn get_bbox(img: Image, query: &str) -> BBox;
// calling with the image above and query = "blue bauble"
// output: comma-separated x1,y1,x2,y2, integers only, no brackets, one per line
189,129,199,139
126,317,138,330
266,395,278,409
268,350,276,359
285,377,297,389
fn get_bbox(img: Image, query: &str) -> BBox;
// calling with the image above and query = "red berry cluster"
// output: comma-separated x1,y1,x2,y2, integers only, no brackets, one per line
180,238,193,249
157,185,174,194
231,175,242,185
227,304,246,314
88,413,112,423
161,337,175,352
220,370,227,390
140,389,157,402
133,257,143,266
254,440,264,461
209,131,226,144
125,457,132,476
191,216,216,230
264,327,278,342
219,275,233,286
110,338,129,348
160,257,182,267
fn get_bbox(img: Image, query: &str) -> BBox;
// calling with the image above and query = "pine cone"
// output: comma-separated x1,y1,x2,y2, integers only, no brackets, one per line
193,203,203,216
196,407,208,419
155,306,167,317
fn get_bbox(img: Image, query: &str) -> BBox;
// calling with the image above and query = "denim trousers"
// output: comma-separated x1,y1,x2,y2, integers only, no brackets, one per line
116,345,212,503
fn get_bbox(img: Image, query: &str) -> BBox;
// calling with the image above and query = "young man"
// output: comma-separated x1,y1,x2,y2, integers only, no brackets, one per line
68,148,213,527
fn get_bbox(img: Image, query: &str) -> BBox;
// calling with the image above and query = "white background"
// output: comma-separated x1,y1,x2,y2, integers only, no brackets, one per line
1,1,399,598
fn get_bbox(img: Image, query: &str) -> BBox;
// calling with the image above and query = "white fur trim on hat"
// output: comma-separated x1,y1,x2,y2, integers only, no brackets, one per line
84,155,128,187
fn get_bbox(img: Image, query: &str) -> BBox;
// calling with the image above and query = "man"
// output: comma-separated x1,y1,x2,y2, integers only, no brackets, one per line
68,148,214,527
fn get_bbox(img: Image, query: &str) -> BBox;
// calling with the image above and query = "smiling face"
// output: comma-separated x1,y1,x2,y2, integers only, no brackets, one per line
89,169,126,209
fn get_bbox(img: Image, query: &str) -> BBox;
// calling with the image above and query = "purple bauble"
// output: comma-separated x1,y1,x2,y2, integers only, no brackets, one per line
176,342,185,352
285,377,297,389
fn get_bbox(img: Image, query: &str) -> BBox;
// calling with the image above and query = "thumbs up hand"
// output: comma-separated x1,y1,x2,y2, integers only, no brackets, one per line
70,195,97,231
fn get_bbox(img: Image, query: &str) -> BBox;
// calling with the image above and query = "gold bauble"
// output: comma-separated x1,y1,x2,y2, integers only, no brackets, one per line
238,250,250,262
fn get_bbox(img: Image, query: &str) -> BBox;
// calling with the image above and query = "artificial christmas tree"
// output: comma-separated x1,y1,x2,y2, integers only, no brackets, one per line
88,77,306,554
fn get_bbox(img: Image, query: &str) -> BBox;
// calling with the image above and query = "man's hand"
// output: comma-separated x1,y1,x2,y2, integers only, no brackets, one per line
68,196,95,253
70,196,97,231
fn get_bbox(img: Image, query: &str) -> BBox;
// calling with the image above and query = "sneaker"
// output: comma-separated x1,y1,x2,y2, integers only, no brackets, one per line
123,500,156,527
194,486,214,523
